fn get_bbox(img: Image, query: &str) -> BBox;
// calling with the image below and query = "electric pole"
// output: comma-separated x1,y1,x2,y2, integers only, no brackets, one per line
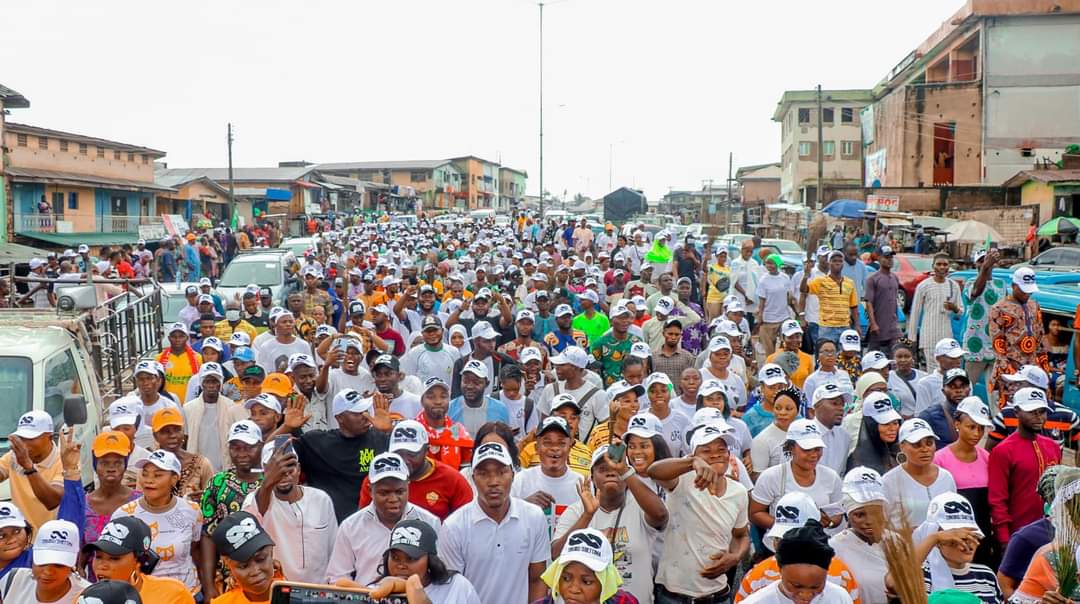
538,1,544,217
816,84,824,211
227,123,235,224
727,151,733,235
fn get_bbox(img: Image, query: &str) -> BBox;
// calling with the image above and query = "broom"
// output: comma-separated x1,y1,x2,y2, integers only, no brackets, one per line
878,504,929,604
1050,487,1080,600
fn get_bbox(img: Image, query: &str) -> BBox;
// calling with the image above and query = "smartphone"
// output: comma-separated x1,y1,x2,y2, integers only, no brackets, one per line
408,275,418,286
607,442,626,464
271,434,296,458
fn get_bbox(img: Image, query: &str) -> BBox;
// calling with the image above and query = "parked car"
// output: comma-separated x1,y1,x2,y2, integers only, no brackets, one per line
280,236,317,257
761,239,807,270
893,254,934,311
1013,245,1080,272
159,282,200,323
215,249,297,306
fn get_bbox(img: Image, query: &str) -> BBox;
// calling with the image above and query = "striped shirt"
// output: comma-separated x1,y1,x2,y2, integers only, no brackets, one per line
907,277,962,345
921,562,1002,604
807,275,858,328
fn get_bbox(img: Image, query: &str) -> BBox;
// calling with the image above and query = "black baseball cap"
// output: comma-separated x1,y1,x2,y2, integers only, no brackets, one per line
348,300,366,316
212,511,275,562
259,287,272,298
387,518,438,559
83,516,153,557
77,580,142,604
421,315,442,331
372,354,400,371
241,365,266,381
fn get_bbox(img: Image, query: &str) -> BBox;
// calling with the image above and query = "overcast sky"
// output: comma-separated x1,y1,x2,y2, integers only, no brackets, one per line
3,0,960,201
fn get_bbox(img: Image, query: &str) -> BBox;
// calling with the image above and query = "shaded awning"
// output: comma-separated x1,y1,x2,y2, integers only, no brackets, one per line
0,242,52,264
313,181,343,190
878,216,912,227
7,167,176,192
293,180,321,190
17,231,139,247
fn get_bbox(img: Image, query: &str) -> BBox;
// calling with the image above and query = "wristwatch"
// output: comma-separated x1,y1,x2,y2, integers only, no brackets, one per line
21,467,37,476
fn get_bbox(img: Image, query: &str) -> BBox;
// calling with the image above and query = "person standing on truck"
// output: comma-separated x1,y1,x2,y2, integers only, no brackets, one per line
0,411,64,531
157,322,203,406
20,258,54,308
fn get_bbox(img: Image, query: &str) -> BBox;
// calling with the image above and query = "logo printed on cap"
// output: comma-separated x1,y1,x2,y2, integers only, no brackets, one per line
393,425,419,440
373,456,404,472
476,442,505,457
567,531,604,550
390,526,423,548
224,516,260,549
764,366,782,378
873,398,891,412
630,416,648,428
100,521,129,544
775,505,800,520
843,333,859,343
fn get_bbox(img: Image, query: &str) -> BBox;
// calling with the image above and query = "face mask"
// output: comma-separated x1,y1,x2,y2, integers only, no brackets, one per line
225,310,241,322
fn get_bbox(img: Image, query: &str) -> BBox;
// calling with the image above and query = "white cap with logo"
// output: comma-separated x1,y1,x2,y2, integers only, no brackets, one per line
1012,267,1039,294
227,420,263,445
898,418,937,444
862,392,902,425
33,519,80,567
1012,386,1051,412
12,410,54,439
763,492,819,551
390,420,430,454
926,492,983,537
786,418,826,450
558,527,613,572
956,396,994,427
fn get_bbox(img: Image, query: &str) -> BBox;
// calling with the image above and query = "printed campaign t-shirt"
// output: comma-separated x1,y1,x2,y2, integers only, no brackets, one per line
111,497,203,591
510,465,584,533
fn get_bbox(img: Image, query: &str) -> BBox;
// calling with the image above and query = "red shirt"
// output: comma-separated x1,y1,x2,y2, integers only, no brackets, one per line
377,327,406,356
415,413,473,469
987,432,1061,543
358,458,473,520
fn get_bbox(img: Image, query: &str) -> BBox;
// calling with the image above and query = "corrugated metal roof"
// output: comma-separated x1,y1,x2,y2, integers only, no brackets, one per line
1003,169,1080,188
7,167,175,192
154,166,314,185
0,84,29,109
316,159,451,171
5,122,163,155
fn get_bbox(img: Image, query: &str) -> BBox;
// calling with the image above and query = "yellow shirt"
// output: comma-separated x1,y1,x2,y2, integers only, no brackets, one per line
587,423,624,452
519,440,593,478
160,350,202,404
766,350,814,389
0,445,63,530
213,319,258,343
420,279,445,296
807,275,858,328
140,574,197,604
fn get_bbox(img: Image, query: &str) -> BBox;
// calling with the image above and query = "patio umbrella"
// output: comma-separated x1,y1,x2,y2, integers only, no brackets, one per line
820,199,867,219
945,220,1003,243
1036,216,1080,237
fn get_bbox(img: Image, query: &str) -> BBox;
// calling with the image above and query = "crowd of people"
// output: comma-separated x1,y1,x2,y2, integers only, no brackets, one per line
1,213,1076,604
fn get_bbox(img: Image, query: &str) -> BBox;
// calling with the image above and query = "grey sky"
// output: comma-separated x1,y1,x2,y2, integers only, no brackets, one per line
2,0,960,201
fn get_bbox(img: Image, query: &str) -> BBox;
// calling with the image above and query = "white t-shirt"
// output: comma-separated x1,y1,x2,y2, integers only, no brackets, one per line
0,568,89,604
830,529,889,604
326,503,442,586
651,408,690,457
751,462,844,536
699,368,747,412
510,466,584,531
757,273,793,323
881,465,957,527
118,392,181,449
111,497,202,590
422,573,483,604
400,345,461,385
656,474,748,598
241,486,339,584
256,337,312,374
751,423,788,473
556,494,660,604
391,391,423,419
741,578,854,604
537,380,610,442
499,393,540,440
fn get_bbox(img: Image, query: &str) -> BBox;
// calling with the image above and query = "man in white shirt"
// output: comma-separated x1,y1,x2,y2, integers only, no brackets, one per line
913,338,965,415
440,442,549,604
242,437,338,583
537,346,609,442
316,335,376,430
401,316,461,385
793,247,829,350
510,417,584,531
729,239,761,331
325,452,441,586
370,354,423,419
810,382,852,475
181,362,247,473
255,311,311,374
756,255,795,357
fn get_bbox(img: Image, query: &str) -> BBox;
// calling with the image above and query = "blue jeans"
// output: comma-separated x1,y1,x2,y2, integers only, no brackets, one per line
817,326,847,347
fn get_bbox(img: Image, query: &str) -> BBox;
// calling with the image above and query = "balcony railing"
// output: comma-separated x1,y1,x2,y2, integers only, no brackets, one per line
16,213,162,234
98,215,163,233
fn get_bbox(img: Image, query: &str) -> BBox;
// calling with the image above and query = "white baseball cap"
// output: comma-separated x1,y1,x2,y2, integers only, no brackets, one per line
934,338,965,359
0,503,26,530
389,419,430,454
860,350,890,371
625,412,663,439
812,382,847,406
227,420,263,445
166,322,189,336
1002,364,1050,390
33,519,80,567
229,332,252,347
862,392,902,425
708,335,733,353
201,337,224,353
580,290,599,304
606,380,645,400
550,393,581,413
1012,267,1039,294
926,492,983,537
519,347,543,364
461,359,490,380
244,393,282,414
550,346,589,369
690,408,727,430
287,353,318,372
471,321,499,341
608,300,632,318
629,342,652,359
689,422,738,451
1012,386,1051,412
134,360,164,377
839,329,861,352
644,372,672,393
133,449,182,475
332,388,373,416
898,418,937,444
421,377,450,396
698,379,728,398
554,304,574,318
516,309,536,323
654,296,675,316
757,363,787,386
781,319,803,337
107,400,140,428
763,492,819,551
369,452,410,483
630,295,647,308
956,396,994,427
12,410,54,439
473,441,514,468
199,362,224,382
558,527,613,572
786,418,826,450
843,466,886,505
717,320,742,338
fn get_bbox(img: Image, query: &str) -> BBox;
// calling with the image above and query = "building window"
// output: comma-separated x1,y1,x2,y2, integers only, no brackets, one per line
822,108,834,123
128,152,135,162
823,141,835,157
39,136,48,150
841,108,854,123
59,140,69,152
16,133,27,147
410,171,428,183
841,141,855,156
68,192,78,210
798,142,813,158
113,150,121,160
52,192,64,213
141,154,149,164
96,147,105,158
79,143,88,155
798,108,811,124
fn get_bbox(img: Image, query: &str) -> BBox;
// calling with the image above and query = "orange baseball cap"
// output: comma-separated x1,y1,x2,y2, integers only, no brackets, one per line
262,373,293,398
92,431,131,458
151,408,184,433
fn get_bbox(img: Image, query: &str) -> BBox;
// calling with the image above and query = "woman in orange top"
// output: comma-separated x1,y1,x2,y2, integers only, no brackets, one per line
85,516,196,604
209,512,284,604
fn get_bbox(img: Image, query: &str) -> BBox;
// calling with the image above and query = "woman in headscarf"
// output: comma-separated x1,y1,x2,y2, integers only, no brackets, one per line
532,527,639,604
847,392,901,475
829,467,889,604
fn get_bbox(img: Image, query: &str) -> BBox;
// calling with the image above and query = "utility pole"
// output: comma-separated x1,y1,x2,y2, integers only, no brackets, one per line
227,123,235,224
726,151,733,235
538,1,544,217
815,84,824,211
703,179,712,225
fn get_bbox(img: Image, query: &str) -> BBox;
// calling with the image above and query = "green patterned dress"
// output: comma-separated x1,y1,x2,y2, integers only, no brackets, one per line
963,276,1009,362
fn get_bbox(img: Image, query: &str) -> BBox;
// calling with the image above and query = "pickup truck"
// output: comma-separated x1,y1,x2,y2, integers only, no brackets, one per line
0,278,165,493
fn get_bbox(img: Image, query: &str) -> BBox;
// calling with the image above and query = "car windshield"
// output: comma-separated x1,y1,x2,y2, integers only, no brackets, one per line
162,293,188,323
764,240,802,253
906,257,933,272
219,260,282,287
281,241,312,256
0,357,32,451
